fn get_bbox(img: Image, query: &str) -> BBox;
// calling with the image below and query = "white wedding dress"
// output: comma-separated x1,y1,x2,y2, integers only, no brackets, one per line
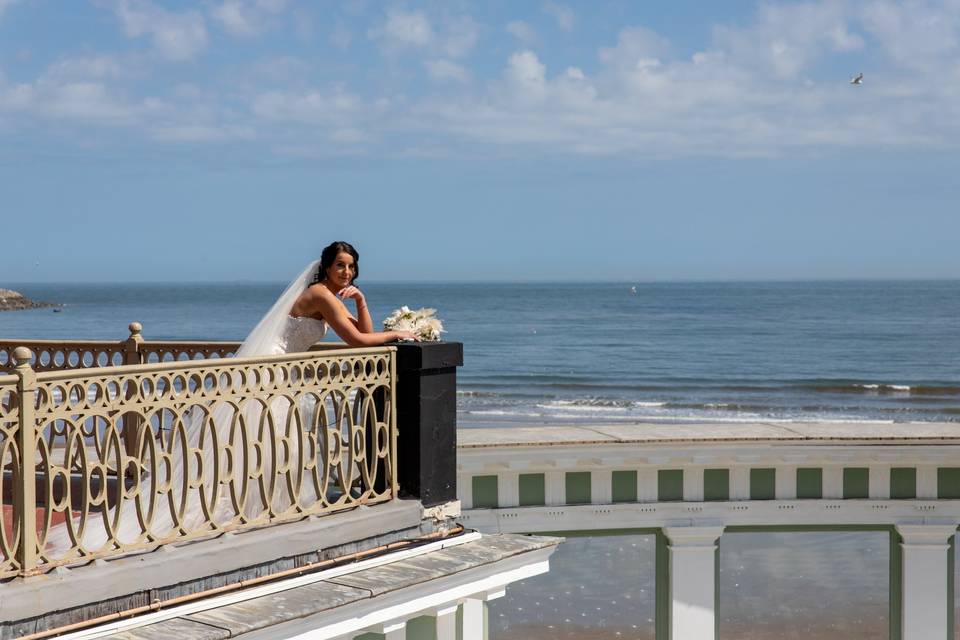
272,316,328,355
46,261,331,558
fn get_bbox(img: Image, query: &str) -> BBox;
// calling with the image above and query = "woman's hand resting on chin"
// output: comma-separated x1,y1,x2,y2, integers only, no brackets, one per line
336,285,365,305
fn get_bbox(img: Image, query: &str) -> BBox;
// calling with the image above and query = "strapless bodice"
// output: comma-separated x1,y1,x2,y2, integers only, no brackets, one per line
274,316,327,354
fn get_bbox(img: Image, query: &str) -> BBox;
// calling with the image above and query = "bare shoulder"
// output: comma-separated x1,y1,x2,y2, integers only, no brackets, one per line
304,283,335,301
305,284,346,313
291,284,333,318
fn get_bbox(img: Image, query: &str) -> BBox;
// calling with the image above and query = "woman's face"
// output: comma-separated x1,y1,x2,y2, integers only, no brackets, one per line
325,251,356,289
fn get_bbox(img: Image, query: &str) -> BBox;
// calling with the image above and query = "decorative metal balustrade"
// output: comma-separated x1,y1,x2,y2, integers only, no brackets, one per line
0,323,241,374
0,322,354,375
0,334,397,578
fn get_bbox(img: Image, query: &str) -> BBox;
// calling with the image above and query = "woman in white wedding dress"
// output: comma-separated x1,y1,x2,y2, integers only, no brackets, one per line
283,241,418,353
45,242,416,559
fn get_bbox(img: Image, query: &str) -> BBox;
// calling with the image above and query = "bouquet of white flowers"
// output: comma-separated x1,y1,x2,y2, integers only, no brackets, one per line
382,306,445,342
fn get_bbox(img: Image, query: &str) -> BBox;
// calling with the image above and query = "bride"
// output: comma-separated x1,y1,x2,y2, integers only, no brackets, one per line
263,241,418,356
46,241,416,558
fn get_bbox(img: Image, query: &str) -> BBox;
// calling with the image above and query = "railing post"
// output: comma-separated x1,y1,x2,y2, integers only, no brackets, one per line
122,322,144,457
13,347,38,576
394,342,463,507
662,524,725,640
124,322,144,366
894,521,958,640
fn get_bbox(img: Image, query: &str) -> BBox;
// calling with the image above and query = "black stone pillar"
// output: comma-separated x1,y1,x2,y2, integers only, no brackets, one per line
393,341,463,507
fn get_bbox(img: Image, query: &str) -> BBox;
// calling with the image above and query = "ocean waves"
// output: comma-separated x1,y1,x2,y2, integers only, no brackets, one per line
460,375,960,398
456,377,960,426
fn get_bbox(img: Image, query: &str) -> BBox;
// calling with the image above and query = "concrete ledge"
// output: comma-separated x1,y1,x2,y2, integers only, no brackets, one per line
101,534,561,640
1,500,428,638
458,422,960,447
460,500,960,533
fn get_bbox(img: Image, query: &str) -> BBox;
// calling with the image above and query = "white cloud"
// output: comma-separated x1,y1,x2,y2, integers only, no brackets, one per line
407,1,960,158
0,80,163,125
440,16,479,58
503,50,547,103
43,54,130,81
860,1,960,69
369,8,477,58
713,2,863,78
210,0,288,38
542,1,575,31
251,87,368,123
599,26,670,69
211,1,259,37
115,0,208,61
0,55,259,143
424,59,469,83
7,0,960,160
369,8,433,51
506,20,536,45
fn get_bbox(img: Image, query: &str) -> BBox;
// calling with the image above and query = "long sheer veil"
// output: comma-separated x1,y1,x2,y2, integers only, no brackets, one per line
45,260,322,557
236,260,320,358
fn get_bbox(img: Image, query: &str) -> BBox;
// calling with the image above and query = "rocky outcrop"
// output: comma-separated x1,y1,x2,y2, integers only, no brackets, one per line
0,288,57,312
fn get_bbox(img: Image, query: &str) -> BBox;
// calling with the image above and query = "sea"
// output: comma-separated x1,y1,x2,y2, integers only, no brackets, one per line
3,279,960,638
2,279,959,426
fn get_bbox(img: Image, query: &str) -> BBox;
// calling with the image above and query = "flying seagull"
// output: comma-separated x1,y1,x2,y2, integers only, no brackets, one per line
850,72,863,85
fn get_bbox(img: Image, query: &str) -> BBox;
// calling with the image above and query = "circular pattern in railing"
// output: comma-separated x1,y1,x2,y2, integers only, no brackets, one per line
11,350,395,573
0,344,127,374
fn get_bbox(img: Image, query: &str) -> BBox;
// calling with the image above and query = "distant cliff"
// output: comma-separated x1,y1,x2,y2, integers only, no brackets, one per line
0,288,57,311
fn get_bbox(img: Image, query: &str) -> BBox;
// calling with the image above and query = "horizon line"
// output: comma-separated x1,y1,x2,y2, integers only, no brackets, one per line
6,276,960,286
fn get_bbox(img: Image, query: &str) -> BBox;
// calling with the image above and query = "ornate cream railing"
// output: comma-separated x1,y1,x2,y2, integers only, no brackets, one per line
0,341,397,577
0,323,241,373
0,322,351,374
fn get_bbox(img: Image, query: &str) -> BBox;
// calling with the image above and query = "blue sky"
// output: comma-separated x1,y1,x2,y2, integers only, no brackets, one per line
1,0,959,282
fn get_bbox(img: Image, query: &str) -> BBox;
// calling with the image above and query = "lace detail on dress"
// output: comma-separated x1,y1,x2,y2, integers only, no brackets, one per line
273,316,328,354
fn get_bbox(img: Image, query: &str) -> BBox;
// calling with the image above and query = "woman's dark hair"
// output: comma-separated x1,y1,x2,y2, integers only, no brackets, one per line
312,241,360,285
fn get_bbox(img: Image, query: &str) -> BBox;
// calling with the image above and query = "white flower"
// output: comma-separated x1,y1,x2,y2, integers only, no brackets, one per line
382,305,445,341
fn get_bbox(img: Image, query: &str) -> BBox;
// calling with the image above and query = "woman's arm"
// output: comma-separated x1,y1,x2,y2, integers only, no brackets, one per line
313,288,416,347
338,286,373,333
